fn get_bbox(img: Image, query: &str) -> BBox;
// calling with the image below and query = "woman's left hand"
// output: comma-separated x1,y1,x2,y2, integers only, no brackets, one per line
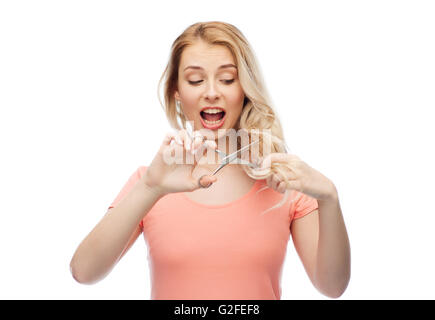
255,153,337,201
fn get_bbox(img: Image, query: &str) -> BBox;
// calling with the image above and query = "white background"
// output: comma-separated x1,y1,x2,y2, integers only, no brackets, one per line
1,0,434,299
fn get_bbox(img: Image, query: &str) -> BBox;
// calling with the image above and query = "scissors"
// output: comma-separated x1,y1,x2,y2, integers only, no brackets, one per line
185,123,260,188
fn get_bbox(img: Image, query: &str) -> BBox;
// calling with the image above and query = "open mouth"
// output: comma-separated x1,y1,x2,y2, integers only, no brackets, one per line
200,107,226,129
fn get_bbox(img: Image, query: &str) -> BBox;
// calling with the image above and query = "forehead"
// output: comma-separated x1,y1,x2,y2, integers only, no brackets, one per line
179,42,235,71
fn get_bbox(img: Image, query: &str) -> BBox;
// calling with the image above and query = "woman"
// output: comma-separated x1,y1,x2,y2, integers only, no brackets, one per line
70,21,351,299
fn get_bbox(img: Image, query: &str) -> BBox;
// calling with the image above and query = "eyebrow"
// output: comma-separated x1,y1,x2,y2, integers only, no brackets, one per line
183,64,237,72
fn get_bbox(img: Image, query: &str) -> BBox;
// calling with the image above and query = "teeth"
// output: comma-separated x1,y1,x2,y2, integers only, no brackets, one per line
203,119,223,125
203,108,223,114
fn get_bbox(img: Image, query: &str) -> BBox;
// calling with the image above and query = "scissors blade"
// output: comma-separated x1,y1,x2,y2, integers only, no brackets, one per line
231,158,258,167
210,139,260,175
211,163,226,175
214,149,228,158
221,139,260,164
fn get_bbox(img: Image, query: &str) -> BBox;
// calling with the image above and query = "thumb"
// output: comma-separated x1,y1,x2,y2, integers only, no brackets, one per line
159,132,176,151
196,175,217,189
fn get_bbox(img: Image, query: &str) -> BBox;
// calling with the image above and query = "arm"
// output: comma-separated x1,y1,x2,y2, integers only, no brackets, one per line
69,130,217,285
291,188,351,298
69,175,163,285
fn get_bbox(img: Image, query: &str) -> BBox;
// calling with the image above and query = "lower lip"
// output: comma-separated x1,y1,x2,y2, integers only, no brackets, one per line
200,113,226,130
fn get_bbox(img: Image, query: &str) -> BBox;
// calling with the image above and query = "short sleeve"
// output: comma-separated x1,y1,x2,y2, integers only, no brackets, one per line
290,190,319,221
108,166,147,228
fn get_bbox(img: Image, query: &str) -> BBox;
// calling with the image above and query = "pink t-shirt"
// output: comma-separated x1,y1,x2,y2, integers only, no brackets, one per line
108,166,318,300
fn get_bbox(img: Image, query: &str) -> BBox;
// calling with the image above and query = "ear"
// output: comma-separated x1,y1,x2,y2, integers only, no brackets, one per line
174,90,180,101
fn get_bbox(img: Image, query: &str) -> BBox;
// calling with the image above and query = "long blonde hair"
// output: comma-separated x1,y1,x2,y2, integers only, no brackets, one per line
158,21,294,214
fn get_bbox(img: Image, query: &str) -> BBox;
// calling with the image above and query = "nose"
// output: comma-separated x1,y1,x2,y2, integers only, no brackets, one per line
203,80,221,102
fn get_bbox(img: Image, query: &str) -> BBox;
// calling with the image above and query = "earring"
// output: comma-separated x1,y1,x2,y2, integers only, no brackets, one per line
175,100,186,127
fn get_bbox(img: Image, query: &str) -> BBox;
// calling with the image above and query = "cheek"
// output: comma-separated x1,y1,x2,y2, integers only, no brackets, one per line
226,87,245,112
178,87,200,114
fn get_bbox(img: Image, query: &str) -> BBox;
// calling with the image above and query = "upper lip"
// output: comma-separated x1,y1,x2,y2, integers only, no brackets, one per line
200,106,226,113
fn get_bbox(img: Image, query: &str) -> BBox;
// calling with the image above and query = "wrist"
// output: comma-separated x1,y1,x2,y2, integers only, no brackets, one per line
140,172,166,199
318,181,339,203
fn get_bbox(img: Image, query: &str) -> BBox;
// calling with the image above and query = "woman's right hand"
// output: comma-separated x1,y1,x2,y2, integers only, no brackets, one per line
142,129,218,196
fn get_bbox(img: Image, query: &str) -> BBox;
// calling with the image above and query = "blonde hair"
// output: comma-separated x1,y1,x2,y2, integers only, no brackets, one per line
158,21,295,214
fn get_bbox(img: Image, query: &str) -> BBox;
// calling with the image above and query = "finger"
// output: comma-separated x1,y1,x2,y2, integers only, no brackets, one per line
179,129,193,151
266,174,273,187
193,132,217,151
185,130,193,151
194,140,217,158
271,174,281,190
172,131,183,146
190,132,207,155
260,153,289,169
162,132,177,145
160,132,178,152
261,152,302,169
191,131,205,152
198,175,217,188
254,156,263,167
203,139,217,150
251,165,272,176
160,132,181,157
277,181,287,194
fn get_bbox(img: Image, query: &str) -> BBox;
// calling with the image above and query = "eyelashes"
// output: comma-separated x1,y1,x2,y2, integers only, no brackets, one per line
188,79,235,85
188,80,202,85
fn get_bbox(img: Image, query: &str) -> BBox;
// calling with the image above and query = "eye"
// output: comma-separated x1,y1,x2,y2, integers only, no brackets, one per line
188,79,235,85
188,80,203,85
222,79,235,84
